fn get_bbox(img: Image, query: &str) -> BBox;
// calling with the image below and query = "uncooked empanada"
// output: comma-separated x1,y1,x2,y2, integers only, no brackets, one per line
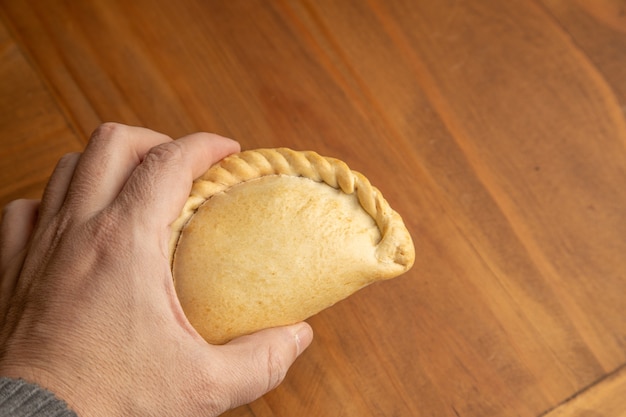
170,148,414,344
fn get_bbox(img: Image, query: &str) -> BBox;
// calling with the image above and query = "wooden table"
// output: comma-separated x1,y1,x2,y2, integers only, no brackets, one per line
1,1,625,416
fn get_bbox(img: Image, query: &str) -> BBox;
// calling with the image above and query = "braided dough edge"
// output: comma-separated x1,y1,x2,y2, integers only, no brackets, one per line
169,148,414,274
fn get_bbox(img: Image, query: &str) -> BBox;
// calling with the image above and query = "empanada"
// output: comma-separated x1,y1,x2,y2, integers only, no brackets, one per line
170,148,414,344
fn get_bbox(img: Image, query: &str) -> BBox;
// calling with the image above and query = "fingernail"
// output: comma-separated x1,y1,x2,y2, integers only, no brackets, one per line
294,323,313,357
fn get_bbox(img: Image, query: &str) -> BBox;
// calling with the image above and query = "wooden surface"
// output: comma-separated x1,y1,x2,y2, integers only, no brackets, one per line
542,365,626,417
1,1,625,416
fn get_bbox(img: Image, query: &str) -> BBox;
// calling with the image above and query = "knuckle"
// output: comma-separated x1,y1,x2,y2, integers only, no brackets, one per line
2,199,22,215
191,363,234,415
195,345,288,412
55,152,81,169
59,151,81,162
88,122,128,149
142,141,185,167
1,199,37,218
1,200,17,223
265,345,287,391
92,122,124,138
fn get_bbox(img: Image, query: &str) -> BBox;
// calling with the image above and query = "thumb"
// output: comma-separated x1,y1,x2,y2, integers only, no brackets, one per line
218,322,313,408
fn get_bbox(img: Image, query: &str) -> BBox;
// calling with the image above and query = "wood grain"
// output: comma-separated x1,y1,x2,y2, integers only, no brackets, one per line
541,365,626,417
1,0,625,416
541,0,626,106
0,15,82,209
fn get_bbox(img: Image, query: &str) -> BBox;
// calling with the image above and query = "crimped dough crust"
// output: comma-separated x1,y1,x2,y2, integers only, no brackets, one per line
170,148,414,344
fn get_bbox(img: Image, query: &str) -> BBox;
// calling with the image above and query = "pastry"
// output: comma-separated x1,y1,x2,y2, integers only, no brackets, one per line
170,148,414,344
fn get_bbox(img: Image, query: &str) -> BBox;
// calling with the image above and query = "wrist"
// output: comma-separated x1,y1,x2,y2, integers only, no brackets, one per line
0,376,77,417
0,364,126,417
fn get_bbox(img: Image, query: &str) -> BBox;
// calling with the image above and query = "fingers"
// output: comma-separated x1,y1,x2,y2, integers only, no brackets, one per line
0,200,40,312
218,323,313,408
115,132,240,230
0,199,40,272
64,123,174,216
38,152,80,223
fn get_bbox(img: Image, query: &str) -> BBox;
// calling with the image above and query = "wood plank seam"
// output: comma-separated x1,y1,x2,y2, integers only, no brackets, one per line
538,362,626,416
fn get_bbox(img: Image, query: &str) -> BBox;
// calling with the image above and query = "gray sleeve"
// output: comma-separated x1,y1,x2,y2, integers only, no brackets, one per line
0,378,77,417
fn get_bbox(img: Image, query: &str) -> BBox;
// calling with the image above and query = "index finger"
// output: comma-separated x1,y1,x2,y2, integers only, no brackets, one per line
114,132,240,231
63,123,174,218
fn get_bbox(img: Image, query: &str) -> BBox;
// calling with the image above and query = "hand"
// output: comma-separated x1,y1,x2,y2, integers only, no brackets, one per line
0,123,313,416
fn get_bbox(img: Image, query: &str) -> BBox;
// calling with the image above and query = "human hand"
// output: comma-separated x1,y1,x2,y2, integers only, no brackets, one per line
0,123,313,416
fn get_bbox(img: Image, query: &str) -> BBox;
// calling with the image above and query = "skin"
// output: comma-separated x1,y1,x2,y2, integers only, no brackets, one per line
0,123,313,416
